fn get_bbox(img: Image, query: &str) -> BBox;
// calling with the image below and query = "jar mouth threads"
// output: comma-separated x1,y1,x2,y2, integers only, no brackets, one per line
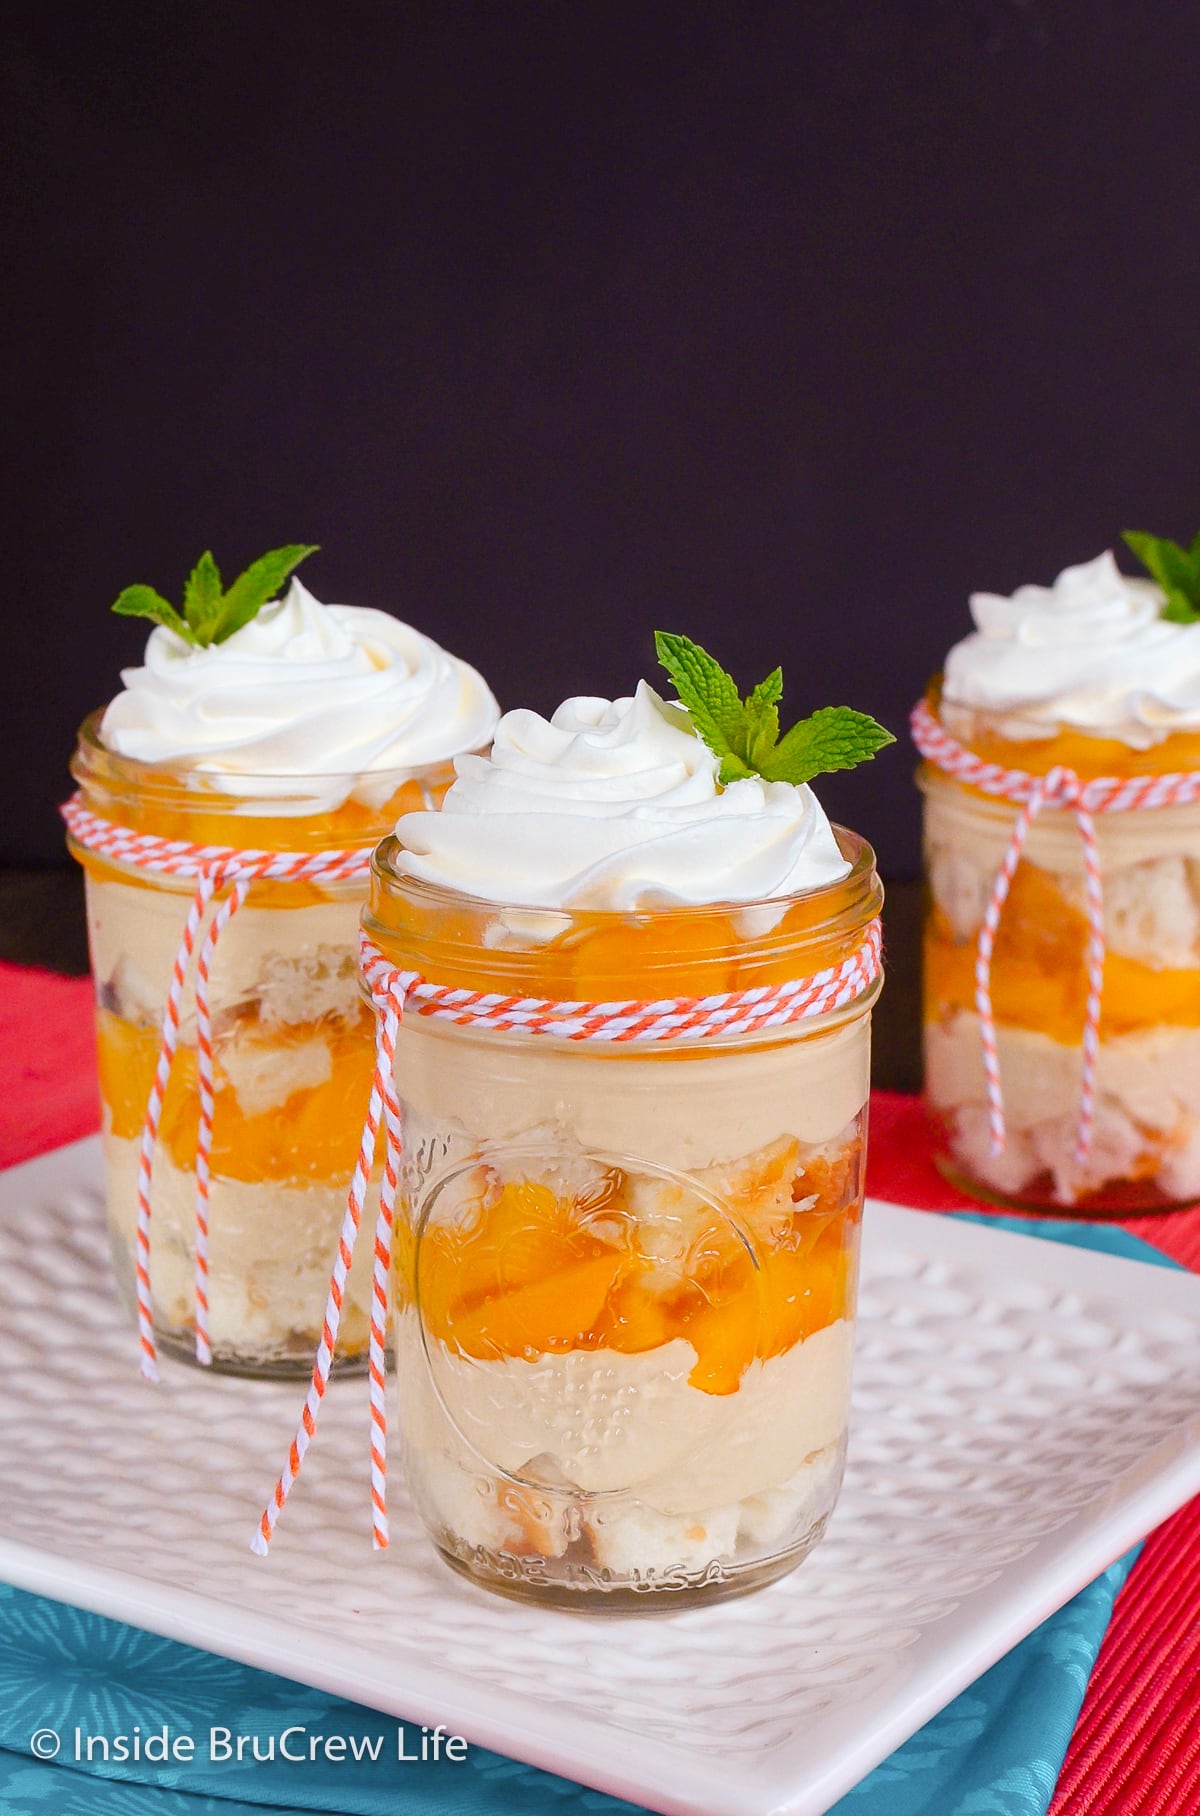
367,826,883,1010
928,679,1200,781
69,710,458,853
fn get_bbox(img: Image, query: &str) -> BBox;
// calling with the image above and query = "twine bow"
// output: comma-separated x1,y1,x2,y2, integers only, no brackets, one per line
911,699,1200,1175
253,919,883,1554
63,795,371,1378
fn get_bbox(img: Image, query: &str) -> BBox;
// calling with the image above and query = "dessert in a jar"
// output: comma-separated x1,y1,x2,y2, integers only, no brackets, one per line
364,635,889,1607
918,542,1200,1213
67,545,498,1375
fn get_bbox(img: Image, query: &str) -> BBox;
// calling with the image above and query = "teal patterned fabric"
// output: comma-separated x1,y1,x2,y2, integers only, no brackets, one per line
0,1216,1171,1816
830,1549,1136,1815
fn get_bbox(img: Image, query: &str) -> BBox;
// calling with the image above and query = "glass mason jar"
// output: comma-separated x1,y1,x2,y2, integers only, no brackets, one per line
365,831,883,1610
68,714,458,1376
921,687,1200,1213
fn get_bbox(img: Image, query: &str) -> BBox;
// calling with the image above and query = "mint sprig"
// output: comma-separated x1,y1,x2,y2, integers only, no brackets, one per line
112,544,319,646
654,631,895,786
1122,528,1200,624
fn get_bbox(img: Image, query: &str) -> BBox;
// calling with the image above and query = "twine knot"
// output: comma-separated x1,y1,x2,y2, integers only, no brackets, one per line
1038,765,1085,810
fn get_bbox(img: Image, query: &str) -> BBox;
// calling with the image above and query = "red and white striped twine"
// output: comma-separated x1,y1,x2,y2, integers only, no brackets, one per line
253,918,883,1555
911,698,1200,1174
63,795,370,1380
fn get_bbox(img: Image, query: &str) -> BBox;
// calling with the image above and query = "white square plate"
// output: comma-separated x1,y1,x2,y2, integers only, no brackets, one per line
2,1136,1199,1816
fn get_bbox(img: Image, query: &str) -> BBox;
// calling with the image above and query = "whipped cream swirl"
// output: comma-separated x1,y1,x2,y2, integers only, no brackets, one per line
100,579,499,800
392,681,850,911
943,552,1200,746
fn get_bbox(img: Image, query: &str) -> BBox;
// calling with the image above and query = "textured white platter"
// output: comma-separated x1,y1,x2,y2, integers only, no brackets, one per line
2,1136,1200,1816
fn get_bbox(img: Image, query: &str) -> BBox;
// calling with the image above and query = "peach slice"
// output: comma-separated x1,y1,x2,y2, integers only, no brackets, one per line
410,1134,859,1393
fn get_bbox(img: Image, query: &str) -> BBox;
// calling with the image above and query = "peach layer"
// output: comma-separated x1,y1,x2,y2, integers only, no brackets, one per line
930,684,1200,782
96,1006,377,1186
925,861,1200,1043
383,872,869,1002
75,778,430,910
959,722,1200,781
401,1139,859,1397
83,780,433,1188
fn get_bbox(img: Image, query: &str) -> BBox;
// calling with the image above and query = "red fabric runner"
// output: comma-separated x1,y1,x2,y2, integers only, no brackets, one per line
1,961,101,1169
1,959,1196,1812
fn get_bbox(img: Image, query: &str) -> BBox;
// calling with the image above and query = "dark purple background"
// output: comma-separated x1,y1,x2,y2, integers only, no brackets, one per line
3,1,1198,872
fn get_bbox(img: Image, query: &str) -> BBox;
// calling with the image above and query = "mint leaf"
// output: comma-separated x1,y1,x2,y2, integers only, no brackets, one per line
111,585,194,644
1122,530,1193,593
110,543,319,648
654,630,894,788
759,705,895,785
717,751,756,784
653,632,748,761
1122,528,1200,625
182,550,223,641
745,668,782,714
213,543,319,643
745,667,782,770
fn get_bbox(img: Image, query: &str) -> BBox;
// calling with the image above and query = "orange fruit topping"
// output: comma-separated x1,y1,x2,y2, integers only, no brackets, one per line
384,862,873,1003
924,862,1200,1040
926,683,1200,783
75,776,435,908
953,719,1200,783
96,1005,377,1185
404,1134,861,1395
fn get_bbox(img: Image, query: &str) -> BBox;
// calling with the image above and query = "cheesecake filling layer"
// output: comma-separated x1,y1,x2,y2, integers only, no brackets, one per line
103,1134,376,1360
398,1312,852,1579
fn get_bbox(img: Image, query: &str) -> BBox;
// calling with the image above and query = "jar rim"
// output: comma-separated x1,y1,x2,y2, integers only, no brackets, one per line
72,709,462,800
370,823,880,929
929,676,1200,755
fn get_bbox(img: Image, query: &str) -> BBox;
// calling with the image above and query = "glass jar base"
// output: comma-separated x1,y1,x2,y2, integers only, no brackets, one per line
150,1326,378,1380
431,1513,831,1614
108,1225,380,1378
933,1152,1198,1220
